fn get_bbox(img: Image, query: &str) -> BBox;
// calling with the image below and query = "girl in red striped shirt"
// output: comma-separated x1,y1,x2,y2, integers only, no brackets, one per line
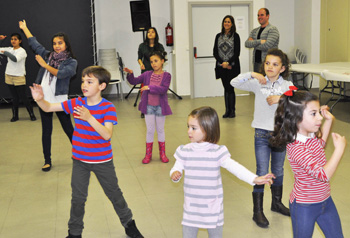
270,91,346,238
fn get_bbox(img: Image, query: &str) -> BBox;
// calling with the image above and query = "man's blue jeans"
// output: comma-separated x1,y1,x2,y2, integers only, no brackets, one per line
254,128,286,193
290,197,343,238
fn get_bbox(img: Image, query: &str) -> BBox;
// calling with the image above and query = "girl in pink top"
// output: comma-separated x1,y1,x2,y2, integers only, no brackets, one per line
124,51,172,164
270,91,346,238
170,106,274,238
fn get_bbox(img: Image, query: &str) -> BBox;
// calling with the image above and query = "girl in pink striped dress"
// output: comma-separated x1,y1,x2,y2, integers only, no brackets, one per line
270,91,346,238
170,106,274,238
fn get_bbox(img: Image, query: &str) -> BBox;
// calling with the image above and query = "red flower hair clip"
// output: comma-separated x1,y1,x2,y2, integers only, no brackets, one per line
284,86,298,96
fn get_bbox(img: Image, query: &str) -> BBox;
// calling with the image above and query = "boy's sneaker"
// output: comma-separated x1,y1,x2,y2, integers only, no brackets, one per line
125,220,144,238
66,230,82,238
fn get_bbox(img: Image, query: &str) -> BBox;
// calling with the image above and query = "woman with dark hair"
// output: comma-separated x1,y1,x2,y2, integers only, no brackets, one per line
213,15,241,118
19,20,77,172
138,27,165,73
0,32,36,121
137,27,165,118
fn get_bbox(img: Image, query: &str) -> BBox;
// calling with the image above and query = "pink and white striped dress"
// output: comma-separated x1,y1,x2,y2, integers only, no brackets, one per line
173,142,256,229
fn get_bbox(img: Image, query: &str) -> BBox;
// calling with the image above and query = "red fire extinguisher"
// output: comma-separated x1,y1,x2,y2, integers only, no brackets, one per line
165,23,173,46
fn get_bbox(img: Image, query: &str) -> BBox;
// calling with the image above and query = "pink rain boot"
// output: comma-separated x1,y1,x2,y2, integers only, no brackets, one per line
158,141,169,163
142,142,153,164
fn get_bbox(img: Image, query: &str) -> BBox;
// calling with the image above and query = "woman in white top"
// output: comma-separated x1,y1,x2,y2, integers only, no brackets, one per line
0,33,36,121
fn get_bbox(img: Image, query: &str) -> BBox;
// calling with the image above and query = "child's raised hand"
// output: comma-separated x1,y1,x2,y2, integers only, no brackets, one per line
35,55,47,67
73,106,92,121
332,133,346,152
123,67,133,74
18,20,27,29
320,105,334,121
0,35,6,40
251,72,267,85
171,171,182,181
29,83,44,102
253,173,275,185
266,95,280,105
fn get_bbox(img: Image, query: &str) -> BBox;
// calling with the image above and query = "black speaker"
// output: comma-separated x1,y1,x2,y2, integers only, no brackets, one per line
130,1,151,32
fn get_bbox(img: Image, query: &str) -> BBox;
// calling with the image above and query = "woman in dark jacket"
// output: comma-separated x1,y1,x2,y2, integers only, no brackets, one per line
213,15,240,118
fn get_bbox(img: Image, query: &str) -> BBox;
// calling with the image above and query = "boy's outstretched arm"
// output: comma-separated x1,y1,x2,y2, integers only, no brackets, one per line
73,106,113,140
30,84,63,112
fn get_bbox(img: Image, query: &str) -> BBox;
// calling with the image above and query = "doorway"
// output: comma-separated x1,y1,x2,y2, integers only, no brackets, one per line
189,3,252,98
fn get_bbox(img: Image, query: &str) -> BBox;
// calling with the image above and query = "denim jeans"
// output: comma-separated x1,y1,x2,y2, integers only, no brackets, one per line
290,197,343,238
253,128,286,193
146,105,163,116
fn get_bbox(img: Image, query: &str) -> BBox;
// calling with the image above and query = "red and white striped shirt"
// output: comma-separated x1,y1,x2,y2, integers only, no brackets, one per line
287,133,330,204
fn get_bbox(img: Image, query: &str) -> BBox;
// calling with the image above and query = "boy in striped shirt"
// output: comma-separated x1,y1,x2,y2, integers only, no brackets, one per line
30,66,143,238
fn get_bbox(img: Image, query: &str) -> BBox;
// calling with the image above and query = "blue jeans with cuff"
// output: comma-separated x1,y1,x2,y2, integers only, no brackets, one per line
253,128,286,193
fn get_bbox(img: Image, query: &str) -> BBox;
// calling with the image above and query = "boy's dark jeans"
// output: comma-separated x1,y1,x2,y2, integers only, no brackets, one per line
68,159,133,235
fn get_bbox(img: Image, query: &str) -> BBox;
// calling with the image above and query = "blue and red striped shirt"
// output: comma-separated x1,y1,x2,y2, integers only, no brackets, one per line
62,97,117,163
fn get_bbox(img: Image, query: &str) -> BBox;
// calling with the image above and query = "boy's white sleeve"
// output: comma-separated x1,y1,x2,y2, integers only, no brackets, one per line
170,160,184,183
221,158,257,185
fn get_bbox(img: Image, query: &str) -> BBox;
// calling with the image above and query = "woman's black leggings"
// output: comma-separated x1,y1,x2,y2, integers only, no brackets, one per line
7,84,31,107
220,75,235,94
39,108,74,164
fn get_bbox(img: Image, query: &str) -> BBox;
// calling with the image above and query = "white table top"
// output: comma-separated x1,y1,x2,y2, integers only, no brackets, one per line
291,62,350,82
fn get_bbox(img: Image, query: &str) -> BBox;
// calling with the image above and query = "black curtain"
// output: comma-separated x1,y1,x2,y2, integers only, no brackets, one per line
0,0,94,99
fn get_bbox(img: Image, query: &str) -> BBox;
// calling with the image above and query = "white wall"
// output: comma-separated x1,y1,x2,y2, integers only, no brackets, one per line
94,0,321,96
172,0,266,96
266,0,295,60
294,0,321,87
95,0,172,95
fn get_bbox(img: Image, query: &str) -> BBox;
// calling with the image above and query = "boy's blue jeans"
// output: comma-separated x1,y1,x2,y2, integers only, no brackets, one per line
253,128,286,193
68,159,133,236
290,197,343,238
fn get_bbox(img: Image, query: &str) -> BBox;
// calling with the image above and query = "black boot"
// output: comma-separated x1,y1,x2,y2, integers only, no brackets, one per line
42,157,52,172
222,92,230,118
125,220,144,238
227,92,236,118
252,192,269,228
66,230,81,238
10,106,19,122
26,105,36,121
271,185,290,216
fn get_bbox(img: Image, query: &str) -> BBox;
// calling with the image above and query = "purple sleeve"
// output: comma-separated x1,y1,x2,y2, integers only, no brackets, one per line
126,72,146,85
148,72,171,94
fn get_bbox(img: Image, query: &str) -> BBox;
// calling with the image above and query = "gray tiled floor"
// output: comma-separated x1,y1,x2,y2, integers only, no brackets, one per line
0,92,349,238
